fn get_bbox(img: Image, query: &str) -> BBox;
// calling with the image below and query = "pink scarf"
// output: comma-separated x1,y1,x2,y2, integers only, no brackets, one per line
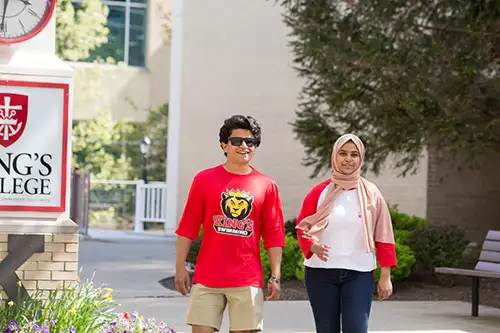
296,134,387,252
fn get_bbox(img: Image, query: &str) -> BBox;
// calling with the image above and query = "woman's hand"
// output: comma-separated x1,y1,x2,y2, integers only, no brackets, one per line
377,276,393,300
296,223,311,233
310,243,330,262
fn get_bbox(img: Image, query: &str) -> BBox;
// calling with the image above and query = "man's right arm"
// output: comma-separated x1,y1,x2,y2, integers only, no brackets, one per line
174,174,205,295
175,235,193,268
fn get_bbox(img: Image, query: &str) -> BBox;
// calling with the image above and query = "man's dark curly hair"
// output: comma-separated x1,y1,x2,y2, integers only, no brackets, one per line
219,115,262,153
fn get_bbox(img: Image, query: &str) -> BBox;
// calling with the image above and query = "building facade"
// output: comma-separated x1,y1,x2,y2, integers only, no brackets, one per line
165,0,428,231
70,0,495,243
70,0,171,121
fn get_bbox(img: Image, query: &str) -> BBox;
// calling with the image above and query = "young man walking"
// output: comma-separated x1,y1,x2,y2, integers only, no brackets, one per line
174,115,285,333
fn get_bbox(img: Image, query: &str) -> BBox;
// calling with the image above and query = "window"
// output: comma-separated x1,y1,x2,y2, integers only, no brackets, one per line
73,0,147,67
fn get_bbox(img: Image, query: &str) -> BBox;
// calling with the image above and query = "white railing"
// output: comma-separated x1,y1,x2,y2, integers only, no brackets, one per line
134,181,169,233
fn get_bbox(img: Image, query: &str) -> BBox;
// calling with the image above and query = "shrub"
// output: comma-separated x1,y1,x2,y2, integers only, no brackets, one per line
261,233,305,282
389,204,426,232
394,229,410,246
409,224,469,273
284,218,298,239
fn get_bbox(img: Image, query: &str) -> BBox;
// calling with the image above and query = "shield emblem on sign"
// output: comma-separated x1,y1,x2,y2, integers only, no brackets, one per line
0,93,28,148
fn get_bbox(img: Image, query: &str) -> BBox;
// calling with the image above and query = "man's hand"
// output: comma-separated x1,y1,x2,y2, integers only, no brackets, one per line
310,243,330,262
266,278,281,300
175,265,191,296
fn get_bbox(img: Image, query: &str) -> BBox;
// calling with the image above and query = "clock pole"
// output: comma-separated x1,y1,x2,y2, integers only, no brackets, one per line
0,2,79,303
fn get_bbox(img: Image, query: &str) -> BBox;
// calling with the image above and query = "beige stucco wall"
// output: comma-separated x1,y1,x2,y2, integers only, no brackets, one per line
70,0,171,122
177,0,428,222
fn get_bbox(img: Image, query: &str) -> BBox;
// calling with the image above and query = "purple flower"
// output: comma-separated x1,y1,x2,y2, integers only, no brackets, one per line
70,327,76,333
41,326,50,333
33,323,41,330
8,321,19,330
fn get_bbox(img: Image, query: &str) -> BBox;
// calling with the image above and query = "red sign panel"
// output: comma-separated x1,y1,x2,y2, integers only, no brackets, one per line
0,93,28,148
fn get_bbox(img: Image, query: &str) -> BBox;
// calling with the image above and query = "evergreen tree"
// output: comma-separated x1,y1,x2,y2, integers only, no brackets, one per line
277,0,500,177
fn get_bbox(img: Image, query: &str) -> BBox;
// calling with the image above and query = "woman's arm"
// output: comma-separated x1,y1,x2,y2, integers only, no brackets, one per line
374,194,397,268
296,180,330,259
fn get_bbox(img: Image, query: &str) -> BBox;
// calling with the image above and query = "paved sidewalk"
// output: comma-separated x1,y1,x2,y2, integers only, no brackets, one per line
80,228,175,242
79,228,178,298
79,229,500,333
115,297,500,333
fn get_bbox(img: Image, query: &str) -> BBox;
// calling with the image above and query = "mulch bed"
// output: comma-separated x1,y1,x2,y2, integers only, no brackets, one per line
158,272,500,309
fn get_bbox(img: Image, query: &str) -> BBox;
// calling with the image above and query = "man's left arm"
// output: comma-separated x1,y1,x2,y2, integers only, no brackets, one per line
267,246,282,279
261,181,285,300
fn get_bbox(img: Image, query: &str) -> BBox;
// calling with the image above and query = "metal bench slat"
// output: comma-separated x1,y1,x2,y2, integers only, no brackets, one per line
486,230,500,241
483,240,500,252
478,250,500,263
475,261,500,273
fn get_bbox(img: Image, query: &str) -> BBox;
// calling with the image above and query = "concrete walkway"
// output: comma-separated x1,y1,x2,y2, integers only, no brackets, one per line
116,297,500,333
79,228,500,333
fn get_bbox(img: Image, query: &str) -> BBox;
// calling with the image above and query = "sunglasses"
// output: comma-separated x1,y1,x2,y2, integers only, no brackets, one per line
228,137,258,147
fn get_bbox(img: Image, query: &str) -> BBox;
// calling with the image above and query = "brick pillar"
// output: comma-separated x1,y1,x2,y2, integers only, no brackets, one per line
0,231,79,301
426,145,500,243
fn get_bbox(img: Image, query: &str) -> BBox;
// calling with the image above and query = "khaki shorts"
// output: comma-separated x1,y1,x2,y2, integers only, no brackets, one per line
186,283,264,332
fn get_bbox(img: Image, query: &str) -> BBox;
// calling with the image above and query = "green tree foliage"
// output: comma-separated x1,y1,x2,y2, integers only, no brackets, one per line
56,0,110,61
72,112,134,180
277,0,500,177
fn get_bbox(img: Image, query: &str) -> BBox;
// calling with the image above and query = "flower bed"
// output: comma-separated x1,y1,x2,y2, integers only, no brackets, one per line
0,280,176,333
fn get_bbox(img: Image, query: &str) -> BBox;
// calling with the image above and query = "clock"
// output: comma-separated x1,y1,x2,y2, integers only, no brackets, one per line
0,0,56,44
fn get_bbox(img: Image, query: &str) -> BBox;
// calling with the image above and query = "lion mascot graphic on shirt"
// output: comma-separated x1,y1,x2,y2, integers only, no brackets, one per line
221,189,254,220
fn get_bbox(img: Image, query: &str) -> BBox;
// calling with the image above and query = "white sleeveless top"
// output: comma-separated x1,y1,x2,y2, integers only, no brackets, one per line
303,184,376,271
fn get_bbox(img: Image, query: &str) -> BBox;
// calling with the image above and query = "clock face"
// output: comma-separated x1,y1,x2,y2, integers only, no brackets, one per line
0,0,56,43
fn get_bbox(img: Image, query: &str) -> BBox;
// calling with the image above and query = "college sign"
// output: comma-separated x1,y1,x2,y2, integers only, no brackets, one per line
0,80,69,212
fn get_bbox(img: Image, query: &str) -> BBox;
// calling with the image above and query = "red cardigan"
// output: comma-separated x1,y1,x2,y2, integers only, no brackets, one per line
296,179,397,268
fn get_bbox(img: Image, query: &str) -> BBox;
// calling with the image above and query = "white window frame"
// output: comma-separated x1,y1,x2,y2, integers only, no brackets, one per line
73,0,148,66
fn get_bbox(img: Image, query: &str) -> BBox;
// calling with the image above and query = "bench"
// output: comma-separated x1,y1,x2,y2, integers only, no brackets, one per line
435,230,500,317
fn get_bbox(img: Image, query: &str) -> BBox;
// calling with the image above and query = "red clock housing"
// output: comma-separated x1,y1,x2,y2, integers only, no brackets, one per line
0,0,57,44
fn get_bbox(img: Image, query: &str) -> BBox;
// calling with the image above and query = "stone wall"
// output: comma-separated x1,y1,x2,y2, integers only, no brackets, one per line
0,232,79,301
426,146,500,243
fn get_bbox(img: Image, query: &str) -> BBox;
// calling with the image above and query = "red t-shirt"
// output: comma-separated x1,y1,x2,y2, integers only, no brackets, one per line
175,165,285,288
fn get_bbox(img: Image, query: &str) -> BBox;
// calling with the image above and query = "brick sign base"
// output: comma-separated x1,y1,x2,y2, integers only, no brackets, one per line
0,232,79,302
